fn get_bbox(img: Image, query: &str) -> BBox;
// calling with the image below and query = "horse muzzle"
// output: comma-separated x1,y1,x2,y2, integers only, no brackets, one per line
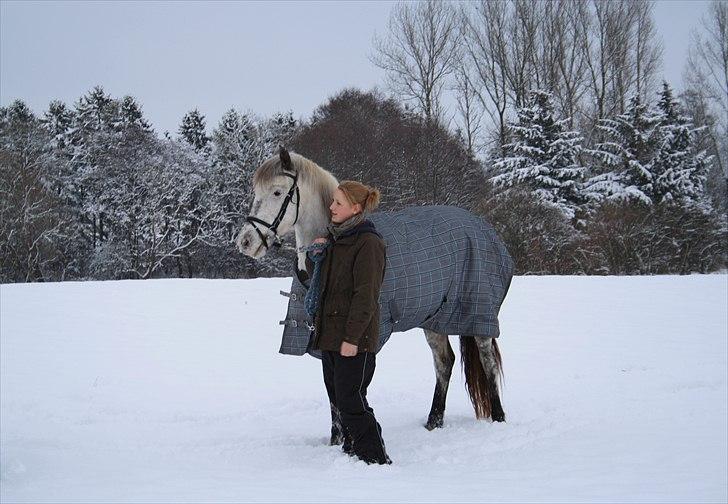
236,228,268,258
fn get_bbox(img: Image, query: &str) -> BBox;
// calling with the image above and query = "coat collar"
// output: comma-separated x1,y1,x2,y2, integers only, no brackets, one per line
328,218,382,245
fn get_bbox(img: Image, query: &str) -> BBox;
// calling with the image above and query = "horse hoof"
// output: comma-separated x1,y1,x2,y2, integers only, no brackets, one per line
492,412,506,423
424,419,443,430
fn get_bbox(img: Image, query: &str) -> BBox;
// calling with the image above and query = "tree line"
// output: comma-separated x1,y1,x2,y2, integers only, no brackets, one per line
1,0,726,283
371,0,727,211
368,0,727,274
1,87,298,282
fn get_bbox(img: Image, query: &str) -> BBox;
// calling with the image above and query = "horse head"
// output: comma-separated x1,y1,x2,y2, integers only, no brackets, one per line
236,146,338,262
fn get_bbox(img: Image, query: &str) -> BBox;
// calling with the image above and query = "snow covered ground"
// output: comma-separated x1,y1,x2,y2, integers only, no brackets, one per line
1,275,726,503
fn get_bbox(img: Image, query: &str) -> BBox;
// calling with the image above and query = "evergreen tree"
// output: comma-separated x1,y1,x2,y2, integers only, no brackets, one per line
490,90,586,220
651,82,711,206
210,108,257,229
207,109,293,278
583,94,661,205
43,100,75,150
67,86,123,251
265,110,297,150
679,88,727,215
211,108,255,167
41,100,75,199
178,109,210,154
1,100,39,150
74,85,118,133
120,96,153,132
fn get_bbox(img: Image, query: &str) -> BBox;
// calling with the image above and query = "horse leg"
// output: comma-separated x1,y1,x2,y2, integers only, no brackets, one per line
474,336,505,422
329,402,345,445
460,336,505,422
424,329,455,430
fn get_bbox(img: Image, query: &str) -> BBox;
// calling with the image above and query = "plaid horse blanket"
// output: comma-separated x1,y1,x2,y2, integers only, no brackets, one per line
278,205,514,359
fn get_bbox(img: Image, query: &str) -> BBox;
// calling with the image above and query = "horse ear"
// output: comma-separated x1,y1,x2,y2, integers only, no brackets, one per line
279,145,293,171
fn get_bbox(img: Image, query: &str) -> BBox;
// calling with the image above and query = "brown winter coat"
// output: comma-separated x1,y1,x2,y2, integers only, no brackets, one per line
305,222,386,353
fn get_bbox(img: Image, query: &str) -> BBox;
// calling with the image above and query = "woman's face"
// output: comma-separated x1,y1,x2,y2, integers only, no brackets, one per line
329,188,362,224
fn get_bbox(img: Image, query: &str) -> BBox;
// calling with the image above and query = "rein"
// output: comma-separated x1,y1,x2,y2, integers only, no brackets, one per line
245,171,300,249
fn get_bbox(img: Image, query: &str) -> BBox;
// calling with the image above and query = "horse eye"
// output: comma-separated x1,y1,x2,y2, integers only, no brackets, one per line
274,190,282,197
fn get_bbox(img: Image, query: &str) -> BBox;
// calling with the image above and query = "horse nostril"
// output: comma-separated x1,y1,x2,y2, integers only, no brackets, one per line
243,239,250,248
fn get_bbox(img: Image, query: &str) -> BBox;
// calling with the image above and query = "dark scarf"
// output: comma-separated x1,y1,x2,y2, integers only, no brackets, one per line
326,211,368,241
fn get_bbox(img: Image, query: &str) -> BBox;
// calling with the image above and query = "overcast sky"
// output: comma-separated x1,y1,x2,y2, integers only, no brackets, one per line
0,0,713,135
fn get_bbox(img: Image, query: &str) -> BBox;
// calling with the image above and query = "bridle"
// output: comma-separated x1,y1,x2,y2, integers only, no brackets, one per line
245,171,300,249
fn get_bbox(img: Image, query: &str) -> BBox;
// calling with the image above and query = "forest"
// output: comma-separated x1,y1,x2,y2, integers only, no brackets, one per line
1,0,726,282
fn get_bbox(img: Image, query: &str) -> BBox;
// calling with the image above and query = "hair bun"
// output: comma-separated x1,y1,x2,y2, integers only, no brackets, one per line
367,187,381,211
339,180,381,213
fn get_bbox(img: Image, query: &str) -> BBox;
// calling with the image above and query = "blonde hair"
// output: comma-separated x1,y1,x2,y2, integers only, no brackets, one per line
338,180,381,214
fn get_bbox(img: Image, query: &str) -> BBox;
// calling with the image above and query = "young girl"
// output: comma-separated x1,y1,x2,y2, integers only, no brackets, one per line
304,180,391,465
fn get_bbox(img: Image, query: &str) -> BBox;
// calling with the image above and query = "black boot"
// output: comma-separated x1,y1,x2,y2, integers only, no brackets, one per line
358,451,392,465
354,423,392,464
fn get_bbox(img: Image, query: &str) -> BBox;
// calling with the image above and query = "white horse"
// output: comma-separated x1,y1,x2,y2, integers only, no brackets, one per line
237,147,505,443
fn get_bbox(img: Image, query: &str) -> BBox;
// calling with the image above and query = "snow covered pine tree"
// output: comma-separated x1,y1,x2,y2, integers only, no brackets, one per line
490,90,586,220
651,82,711,206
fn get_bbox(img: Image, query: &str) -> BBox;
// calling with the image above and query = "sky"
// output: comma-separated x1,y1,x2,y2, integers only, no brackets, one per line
0,0,714,136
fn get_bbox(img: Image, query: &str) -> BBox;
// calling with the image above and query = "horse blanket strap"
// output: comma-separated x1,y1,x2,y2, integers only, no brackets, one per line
279,205,515,360
278,290,314,330
278,317,315,330
279,289,299,301
279,273,321,359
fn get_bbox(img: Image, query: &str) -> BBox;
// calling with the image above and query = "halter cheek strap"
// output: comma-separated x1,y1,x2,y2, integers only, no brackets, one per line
245,171,300,249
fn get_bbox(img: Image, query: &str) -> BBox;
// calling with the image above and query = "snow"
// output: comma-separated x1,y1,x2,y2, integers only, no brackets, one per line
1,275,727,502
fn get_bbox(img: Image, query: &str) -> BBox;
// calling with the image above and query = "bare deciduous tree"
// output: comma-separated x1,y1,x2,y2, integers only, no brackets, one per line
370,0,461,125
582,0,632,122
451,55,484,156
462,0,512,152
632,1,662,103
461,0,661,149
685,0,728,178
506,0,541,108
534,0,591,128
577,0,662,139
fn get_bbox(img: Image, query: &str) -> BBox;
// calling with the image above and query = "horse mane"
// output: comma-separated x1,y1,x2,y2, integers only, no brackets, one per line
253,151,338,214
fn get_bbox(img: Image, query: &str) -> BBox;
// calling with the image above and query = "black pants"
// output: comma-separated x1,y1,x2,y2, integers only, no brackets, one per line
322,350,390,464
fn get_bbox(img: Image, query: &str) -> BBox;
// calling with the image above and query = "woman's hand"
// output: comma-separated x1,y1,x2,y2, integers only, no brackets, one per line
340,341,358,357
311,237,328,254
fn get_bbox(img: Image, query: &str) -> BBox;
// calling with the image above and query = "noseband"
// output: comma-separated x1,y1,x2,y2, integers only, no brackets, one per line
245,171,300,249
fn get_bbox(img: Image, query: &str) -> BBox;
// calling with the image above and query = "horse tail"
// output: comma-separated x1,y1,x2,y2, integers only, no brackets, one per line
459,336,504,420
